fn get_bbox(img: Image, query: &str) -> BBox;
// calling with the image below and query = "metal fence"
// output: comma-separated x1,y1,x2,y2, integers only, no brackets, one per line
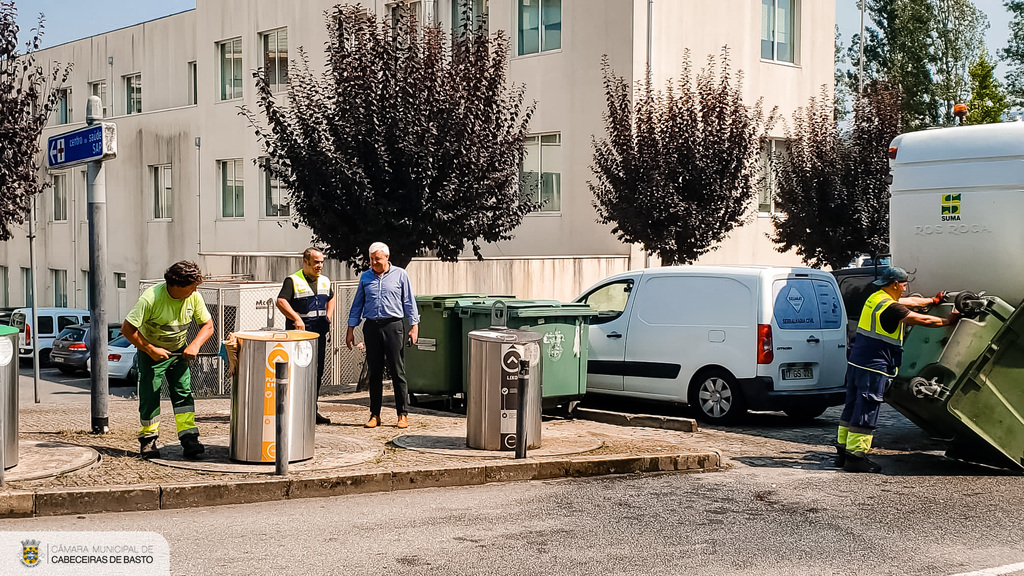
139,280,364,398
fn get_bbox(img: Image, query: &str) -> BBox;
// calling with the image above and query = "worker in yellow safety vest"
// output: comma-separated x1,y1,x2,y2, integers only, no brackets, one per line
277,247,336,424
836,266,960,473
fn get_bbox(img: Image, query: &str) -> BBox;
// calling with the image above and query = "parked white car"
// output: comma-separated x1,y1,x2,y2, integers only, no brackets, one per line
575,266,848,423
9,307,90,365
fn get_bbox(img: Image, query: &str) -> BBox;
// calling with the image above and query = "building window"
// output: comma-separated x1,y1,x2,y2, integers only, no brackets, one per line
51,269,67,307
21,268,32,307
518,0,560,56
80,270,89,308
760,138,790,214
261,29,289,93
219,38,243,101
389,1,422,46
152,165,173,220
0,266,8,307
56,88,72,124
260,159,289,218
761,0,797,63
125,74,142,114
51,173,68,222
522,133,561,212
114,272,127,290
220,159,245,218
187,61,198,105
452,0,488,35
89,81,107,117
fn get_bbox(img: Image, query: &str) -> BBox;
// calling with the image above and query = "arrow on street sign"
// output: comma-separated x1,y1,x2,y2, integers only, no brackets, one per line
46,123,117,169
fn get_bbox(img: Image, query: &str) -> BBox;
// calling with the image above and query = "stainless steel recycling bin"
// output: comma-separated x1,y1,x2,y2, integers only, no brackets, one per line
466,327,542,451
230,330,319,463
0,325,17,469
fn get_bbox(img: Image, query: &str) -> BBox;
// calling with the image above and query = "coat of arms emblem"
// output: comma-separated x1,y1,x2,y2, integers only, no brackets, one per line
21,539,41,567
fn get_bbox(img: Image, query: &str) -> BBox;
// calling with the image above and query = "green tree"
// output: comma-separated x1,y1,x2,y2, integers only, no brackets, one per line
1000,0,1024,105
932,0,988,124
967,50,1009,123
0,2,70,241
243,3,536,270
589,49,772,265
770,82,902,269
861,0,937,130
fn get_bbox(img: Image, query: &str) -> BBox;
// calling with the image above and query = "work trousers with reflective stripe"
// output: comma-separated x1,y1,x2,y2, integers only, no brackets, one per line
837,365,889,456
137,351,198,440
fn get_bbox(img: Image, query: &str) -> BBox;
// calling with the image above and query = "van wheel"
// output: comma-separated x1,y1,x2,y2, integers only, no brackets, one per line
689,369,746,424
783,405,828,422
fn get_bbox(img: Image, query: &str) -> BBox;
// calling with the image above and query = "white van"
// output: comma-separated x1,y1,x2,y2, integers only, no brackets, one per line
574,266,848,423
9,308,91,365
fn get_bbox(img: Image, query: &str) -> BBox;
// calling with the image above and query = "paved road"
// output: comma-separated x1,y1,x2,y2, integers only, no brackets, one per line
2,390,1021,576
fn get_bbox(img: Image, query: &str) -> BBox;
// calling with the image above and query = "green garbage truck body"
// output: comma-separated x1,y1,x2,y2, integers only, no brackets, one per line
888,122,1024,471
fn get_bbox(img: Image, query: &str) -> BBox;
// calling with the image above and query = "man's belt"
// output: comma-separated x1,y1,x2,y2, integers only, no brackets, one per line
300,310,327,318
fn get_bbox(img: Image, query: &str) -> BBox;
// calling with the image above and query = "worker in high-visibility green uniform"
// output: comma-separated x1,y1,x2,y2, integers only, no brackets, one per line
122,261,215,459
836,266,958,473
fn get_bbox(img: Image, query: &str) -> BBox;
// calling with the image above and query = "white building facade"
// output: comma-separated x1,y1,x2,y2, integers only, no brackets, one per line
4,0,834,315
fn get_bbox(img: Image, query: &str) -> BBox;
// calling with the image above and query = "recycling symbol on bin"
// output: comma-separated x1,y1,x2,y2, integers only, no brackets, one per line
502,348,521,374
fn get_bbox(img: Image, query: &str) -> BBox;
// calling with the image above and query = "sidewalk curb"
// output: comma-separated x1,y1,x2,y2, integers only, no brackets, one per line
5,451,721,518
573,407,699,432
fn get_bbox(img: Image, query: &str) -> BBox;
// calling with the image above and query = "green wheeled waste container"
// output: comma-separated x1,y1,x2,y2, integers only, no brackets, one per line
885,294,1024,471
456,299,598,410
0,325,18,469
405,294,514,401
886,297,1014,439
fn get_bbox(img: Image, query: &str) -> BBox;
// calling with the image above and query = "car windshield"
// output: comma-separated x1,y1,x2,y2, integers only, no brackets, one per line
109,335,133,348
57,327,87,342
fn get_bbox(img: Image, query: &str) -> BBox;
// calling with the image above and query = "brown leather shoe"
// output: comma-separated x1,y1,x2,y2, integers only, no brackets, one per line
396,415,409,429
364,414,381,428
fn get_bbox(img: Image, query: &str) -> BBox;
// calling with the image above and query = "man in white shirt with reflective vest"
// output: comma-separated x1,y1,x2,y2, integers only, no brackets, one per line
836,266,959,473
277,247,336,424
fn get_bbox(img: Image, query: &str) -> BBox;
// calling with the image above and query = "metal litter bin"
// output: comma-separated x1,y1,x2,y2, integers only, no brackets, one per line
466,304,543,451
230,330,319,463
0,326,17,469
457,299,597,409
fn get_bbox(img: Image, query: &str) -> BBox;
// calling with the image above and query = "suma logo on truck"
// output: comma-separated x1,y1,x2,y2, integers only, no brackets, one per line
941,193,961,221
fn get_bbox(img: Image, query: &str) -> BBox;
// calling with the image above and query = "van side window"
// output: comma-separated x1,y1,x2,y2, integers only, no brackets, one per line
38,316,55,335
772,279,843,330
57,315,79,332
636,276,751,327
579,280,632,324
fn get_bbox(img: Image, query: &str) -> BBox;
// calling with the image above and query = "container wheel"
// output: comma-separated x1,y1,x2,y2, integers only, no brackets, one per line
689,368,746,424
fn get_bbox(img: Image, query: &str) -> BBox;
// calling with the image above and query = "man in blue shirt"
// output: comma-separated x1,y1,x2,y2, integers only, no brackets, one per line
346,242,420,429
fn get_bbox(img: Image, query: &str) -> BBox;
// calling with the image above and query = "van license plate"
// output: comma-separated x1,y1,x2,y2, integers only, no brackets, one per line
783,367,812,380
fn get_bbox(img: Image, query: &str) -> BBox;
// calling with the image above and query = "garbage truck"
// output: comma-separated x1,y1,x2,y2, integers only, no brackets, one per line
887,121,1024,472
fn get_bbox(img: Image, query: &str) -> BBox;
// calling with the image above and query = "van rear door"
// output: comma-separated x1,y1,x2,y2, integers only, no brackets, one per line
766,274,846,390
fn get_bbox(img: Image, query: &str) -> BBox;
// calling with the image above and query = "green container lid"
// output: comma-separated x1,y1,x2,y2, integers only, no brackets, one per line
0,325,17,336
455,299,599,319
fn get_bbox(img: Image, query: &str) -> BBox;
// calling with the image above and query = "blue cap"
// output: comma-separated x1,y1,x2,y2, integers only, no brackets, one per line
873,266,909,287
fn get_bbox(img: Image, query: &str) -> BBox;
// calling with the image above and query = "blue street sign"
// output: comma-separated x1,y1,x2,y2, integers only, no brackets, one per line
47,123,117,169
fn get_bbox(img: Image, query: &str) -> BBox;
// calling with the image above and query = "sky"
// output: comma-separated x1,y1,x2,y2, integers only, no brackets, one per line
15,1,1019,75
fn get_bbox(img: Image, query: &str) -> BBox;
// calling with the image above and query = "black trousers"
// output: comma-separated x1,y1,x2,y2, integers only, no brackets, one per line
363,318,409,416
291,318,329,397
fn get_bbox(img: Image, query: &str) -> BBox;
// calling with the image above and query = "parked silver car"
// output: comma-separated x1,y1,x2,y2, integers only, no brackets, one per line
106,335,138,384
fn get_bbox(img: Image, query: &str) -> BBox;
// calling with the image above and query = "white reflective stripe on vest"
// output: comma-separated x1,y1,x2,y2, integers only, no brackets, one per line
300,310,327,318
